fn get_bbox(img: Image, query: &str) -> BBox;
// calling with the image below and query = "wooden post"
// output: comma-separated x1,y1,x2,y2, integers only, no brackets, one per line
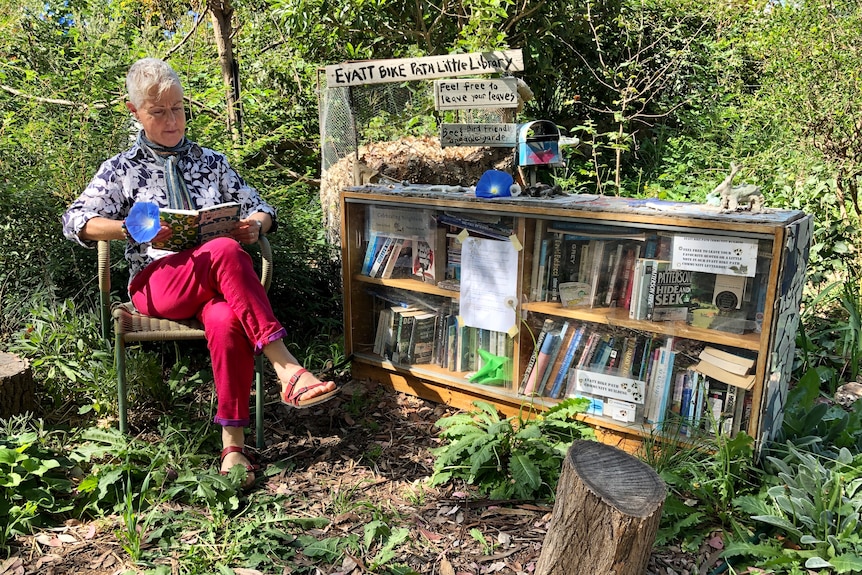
0,352,35,419
535,440,666,575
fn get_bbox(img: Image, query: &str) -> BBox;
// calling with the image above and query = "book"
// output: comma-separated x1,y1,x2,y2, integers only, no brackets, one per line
561,236,586,282
647,265,693,321
645,339,674,426
548,233,564,302
576,331,602,370
691,371,708,435
522,327,559,395
445,314,458,371
373,307,393,357
362,233,383,275
619,245,640,311
586,239,608,307
530,220,547,301
670,371,686,415
679,370,695,435
699,347,755,376
435,213,513,241
153,202,241,251
368,236,396,278
693,360,756,390
407,311,437,364
618,337,637,377
604,243,625,306
629,258,644,319
647,265,693,322
548,325,586,398
519,319,555,393
537,321,569,395
380,238,409,279
413,227,447,283
536,238,550,301
631,258,657,320
594,336,616,370
392,308,424,363
654,349,676,430
432,303,452,366
379,305,418,360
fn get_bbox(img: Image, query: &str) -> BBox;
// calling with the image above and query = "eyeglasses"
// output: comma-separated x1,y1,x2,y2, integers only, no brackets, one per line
144,105,185,120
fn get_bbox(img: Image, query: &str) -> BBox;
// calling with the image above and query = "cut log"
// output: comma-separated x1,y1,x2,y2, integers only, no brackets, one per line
535,440,666,575
0,352,35,419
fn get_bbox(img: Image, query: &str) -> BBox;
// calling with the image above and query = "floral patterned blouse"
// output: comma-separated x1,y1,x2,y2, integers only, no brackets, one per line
62,137,277,285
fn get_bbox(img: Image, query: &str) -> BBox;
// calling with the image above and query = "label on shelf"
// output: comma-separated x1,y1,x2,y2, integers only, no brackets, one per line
571,369,645,405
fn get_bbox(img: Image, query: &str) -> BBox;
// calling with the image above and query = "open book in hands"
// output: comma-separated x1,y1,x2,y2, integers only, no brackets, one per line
152,202,241,252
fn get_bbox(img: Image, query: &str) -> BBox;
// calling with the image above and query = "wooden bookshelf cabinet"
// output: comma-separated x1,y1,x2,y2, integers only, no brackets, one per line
339,185,811,452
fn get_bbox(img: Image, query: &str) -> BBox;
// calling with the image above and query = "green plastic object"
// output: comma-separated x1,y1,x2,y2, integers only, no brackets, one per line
468,348,509,386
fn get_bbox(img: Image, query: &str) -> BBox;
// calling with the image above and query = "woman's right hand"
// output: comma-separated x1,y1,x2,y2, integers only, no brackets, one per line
152,223,173,244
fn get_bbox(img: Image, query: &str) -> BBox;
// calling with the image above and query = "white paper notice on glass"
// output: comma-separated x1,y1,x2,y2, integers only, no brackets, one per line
460,236,519,333
672,234,758,277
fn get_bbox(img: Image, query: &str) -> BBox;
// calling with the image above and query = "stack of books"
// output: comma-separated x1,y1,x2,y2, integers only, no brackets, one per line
694,347,755,390
692,347,756,435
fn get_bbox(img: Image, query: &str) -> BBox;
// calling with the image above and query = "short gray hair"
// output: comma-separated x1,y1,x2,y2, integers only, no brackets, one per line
126,58,182,108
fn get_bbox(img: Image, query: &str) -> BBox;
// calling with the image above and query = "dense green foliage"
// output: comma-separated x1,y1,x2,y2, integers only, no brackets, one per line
2,0,862,573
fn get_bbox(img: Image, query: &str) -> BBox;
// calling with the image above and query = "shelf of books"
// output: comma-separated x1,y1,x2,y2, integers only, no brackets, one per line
340,185,812,453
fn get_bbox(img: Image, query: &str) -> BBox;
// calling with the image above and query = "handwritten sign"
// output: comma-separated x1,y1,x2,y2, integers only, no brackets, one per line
672,234,759,277
324,50,524,87
440,123,518,147
434,78,518,110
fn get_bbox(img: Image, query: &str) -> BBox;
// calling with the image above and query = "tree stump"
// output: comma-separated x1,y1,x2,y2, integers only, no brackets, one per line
535,440,667,575
0,352,35,419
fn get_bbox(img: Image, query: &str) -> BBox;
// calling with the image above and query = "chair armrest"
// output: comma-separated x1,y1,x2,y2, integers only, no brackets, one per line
97,241,112,342
258,235,274,293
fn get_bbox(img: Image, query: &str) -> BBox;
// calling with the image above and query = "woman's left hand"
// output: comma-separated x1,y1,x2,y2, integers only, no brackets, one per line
232,218,263,244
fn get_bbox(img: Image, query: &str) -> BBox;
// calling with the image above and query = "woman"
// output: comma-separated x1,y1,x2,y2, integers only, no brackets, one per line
62,57,337,487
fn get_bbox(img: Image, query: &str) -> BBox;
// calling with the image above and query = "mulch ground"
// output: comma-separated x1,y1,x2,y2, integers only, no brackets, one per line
2,377,722,575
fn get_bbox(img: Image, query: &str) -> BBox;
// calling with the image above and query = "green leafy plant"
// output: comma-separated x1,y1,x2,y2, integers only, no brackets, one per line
0,419,75,551
469,527,494,555
770,368,862,457
8,299,116,414
656,431,757,550
430,398,594,500
727,444,862,574
117,468,159,562
362,520,411,571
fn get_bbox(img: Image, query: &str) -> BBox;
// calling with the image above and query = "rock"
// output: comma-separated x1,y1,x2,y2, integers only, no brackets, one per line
835,382,862,408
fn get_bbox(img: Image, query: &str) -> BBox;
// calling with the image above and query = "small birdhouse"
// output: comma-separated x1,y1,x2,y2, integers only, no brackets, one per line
517,120,561,166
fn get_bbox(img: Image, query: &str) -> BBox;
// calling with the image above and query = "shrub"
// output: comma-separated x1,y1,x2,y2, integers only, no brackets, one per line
430,398,595,500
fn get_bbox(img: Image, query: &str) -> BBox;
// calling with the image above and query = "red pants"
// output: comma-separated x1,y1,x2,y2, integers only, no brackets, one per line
130,237,287,427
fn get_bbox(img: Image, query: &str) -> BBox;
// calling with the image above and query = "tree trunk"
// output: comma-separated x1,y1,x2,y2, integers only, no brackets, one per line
209,0,241,143
0,352,35,419
535,440,666,575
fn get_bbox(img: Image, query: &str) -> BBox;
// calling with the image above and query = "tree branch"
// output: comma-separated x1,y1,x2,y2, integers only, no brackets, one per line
164,4,211,60
0,84,114,109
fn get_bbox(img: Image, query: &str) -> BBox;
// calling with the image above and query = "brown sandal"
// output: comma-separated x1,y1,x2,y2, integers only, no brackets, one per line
219,446,260,475
280,367,338,409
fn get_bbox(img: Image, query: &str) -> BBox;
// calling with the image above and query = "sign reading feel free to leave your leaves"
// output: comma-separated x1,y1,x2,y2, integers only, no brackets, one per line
434,78,519,110
324,50,524,87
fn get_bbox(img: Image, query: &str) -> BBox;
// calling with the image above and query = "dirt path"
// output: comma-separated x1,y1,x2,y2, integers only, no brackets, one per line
5,378,715,575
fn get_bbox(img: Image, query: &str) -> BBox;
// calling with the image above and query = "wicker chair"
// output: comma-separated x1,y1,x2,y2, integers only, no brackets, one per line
97,238,273,449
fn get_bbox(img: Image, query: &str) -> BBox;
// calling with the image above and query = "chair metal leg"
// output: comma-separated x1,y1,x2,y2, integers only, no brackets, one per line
116,331,128,434
254,354,264,449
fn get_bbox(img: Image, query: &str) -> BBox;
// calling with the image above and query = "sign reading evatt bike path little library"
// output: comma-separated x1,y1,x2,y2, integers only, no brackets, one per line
324,49,524,87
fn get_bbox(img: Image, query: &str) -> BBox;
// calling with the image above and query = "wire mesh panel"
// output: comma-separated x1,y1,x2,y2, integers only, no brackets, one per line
317,70,515,245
